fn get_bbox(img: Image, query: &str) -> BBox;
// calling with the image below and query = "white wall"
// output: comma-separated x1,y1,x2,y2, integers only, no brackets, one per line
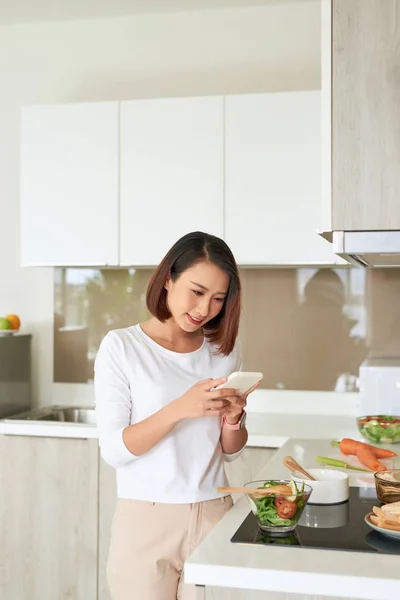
0,2,321,408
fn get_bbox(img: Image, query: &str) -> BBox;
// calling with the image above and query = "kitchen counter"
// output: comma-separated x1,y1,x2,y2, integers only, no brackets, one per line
0,412,359,447
0,419,98,439
245,412,358,447
184,438,400,600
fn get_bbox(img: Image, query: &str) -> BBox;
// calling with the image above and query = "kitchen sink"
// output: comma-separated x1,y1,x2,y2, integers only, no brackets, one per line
4,405,96,425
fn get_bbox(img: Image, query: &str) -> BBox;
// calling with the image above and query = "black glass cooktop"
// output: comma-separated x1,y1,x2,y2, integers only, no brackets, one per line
231,488,400,555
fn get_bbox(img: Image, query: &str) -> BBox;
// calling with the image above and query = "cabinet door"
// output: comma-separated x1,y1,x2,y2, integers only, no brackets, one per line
20,102,119,266
98,458,117,600
225,92,341,265
332,0,400,230
120,97,224,266
0,436,98,600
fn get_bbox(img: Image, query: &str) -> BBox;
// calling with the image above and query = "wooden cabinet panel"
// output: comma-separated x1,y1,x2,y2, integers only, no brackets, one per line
98,459,117,600
0,436,98,600
332,0,400,230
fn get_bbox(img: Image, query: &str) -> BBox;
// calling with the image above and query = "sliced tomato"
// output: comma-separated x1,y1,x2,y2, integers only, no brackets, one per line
276,501,297,519
274,496,286,508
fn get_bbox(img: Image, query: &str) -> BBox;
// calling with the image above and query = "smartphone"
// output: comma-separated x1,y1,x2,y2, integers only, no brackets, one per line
214,371,263,396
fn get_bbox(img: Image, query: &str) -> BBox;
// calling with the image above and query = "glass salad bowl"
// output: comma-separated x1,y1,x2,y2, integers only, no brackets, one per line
357,416,400,444
244,479,313,536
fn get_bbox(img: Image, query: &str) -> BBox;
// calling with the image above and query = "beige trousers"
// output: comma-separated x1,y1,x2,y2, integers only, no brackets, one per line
107,495,233,600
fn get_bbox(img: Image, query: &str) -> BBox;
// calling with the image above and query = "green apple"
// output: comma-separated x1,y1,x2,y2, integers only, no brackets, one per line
0,317,11,330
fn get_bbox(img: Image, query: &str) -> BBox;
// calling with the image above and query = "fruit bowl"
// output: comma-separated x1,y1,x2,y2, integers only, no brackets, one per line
357,416,400,444
0,314,21,336
244,479,312,536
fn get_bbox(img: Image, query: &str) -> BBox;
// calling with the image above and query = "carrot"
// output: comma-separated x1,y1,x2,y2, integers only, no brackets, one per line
367,445,397,459
336,438,359,455
333,438,397,459
356,445,386,472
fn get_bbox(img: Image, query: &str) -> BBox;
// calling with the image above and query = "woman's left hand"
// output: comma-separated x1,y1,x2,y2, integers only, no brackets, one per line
223,381,261,424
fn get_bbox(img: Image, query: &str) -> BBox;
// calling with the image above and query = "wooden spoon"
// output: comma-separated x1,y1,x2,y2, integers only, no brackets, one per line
217,484,292,496
283,456,317,481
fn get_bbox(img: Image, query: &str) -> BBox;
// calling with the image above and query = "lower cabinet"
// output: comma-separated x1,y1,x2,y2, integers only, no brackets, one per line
98,460,117,600
0,437,276,600
0,435,98,600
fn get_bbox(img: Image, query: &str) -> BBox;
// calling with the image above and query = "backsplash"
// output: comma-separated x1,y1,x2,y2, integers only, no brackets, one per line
52,265,399,392
239,268,367,392
54,268,152,384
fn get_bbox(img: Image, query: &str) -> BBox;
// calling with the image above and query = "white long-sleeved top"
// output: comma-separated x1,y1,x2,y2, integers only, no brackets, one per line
94,324,243,503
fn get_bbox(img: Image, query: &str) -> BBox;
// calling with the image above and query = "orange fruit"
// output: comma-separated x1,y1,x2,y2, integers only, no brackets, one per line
6,314,20,330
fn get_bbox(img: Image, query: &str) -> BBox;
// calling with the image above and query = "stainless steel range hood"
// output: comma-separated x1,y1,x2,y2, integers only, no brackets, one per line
318,231,400,268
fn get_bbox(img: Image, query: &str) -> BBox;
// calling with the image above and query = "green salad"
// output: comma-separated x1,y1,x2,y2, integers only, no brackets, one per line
357,416,400,444
252,480,306,527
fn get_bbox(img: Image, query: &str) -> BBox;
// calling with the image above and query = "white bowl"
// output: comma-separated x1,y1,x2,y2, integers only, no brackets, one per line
293,469,350,505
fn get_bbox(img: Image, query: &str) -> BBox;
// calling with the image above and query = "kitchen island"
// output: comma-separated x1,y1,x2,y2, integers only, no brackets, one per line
185,439,400,600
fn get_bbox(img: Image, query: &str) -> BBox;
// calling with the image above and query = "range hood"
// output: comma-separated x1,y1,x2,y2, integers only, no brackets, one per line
318,231,400,268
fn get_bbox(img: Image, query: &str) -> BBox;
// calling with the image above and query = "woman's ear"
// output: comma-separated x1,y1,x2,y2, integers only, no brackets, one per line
164,274,171,291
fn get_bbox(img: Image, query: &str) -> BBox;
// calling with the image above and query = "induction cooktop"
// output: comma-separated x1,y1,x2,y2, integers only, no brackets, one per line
231,488,400,555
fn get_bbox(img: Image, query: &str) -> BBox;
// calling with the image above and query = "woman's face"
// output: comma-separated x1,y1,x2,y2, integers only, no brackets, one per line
165,260,229,332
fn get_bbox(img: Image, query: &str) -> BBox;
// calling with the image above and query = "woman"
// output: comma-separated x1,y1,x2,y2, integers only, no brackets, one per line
94,231,259,600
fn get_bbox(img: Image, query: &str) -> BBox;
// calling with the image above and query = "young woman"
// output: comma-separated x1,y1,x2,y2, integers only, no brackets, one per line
94,231,259,600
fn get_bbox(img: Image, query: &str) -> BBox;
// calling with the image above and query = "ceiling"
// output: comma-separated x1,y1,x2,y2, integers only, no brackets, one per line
0,0,315,25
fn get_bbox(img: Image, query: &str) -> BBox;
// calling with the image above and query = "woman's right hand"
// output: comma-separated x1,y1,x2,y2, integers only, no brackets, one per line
173,377,238,420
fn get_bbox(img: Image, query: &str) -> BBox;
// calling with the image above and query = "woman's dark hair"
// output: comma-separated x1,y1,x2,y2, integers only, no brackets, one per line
146,231,241,355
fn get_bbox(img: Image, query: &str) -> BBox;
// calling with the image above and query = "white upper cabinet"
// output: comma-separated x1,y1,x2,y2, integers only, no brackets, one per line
119,97,224,266
20,92,345,268
224,91,342,265
20,102,119,266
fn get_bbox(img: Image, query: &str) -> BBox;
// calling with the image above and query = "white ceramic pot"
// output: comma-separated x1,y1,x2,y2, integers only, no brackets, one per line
293,468,350,505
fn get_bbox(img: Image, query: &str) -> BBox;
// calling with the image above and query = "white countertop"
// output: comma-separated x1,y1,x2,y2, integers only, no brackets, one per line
245,412,358,447
0,411,358,447
184,438,400,599
0,419,98,439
